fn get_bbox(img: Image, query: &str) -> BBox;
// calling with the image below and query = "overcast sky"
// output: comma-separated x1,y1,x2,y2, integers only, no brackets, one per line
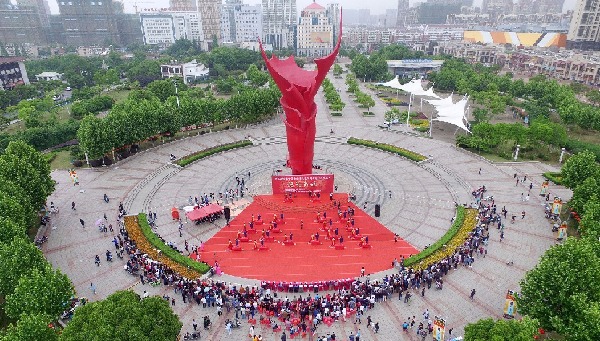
46,0,574,15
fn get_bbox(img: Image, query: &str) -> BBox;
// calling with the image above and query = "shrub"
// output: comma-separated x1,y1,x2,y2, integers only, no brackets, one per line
543,172,564,185
347,137,427,162
176,140,253,167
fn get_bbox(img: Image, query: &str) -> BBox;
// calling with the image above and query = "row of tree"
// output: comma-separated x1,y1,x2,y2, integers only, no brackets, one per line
321,78,345,112
464,151,600,340
70,96,114,119
429,58,600,131
78,85,280,159
0,141,74,339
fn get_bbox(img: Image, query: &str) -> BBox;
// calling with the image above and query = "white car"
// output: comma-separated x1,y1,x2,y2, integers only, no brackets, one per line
65,87,72,91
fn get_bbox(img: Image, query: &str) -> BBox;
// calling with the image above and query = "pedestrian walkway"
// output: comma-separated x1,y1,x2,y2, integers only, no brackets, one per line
42,71,572,340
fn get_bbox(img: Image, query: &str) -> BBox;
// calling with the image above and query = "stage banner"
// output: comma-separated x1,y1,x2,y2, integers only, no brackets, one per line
552,197,563,215
433,317,445,341
557,222,567,240
272,174,334,194
503,290,517,319
540,180,549,196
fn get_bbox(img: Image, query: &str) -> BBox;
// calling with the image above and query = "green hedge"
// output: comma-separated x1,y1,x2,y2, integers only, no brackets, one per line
404,206,465,267
543,172,564,186
331,112,343,117
138,213,210,274
347,137,427,162
176,140,253,167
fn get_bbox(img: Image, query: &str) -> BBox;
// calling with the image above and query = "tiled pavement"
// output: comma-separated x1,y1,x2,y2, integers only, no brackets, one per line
43,74,572,340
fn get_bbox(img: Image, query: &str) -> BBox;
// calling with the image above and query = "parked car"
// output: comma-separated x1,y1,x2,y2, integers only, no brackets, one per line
65,86,72,91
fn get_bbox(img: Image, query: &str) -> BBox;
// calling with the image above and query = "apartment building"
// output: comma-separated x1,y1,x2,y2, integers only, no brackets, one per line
296,1,333,57
262,0,296,49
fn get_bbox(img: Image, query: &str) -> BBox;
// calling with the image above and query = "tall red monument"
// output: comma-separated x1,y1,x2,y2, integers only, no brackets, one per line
260,20,342,176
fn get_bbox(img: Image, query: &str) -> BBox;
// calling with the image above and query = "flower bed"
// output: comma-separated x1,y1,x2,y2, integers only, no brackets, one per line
347,137,427,162
404,207,478,270
176,140,252,167
125,215,209,279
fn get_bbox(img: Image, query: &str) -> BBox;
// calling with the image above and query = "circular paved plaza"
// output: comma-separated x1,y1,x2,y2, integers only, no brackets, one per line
43,76,572,340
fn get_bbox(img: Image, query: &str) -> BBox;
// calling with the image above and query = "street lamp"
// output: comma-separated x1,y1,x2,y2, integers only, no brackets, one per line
173,79,180,108
514,144,520,161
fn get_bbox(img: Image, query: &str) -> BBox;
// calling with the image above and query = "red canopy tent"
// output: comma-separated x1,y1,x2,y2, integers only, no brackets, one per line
186,204,224,221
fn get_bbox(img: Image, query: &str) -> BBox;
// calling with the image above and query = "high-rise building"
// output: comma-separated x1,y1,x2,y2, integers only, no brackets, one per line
262,0,297,49
568,0,600,50
58,0,123,46
0,2,46,45
482,0,513,21
296,1,332,57
326,3,340,42
197,0,222,48
169,0,196,11
16,0,50,27
397,0,409,27
385,9,397,28
222,1,262,43
358,9,370,25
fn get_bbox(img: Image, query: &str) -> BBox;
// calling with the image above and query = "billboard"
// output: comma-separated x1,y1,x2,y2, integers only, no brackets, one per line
310,31,332,44
272,174,334,194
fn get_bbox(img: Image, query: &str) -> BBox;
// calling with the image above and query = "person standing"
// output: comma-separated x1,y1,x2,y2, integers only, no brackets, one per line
72,201,76,210
80,219,85,228
90,283,96,295
470,289,476,300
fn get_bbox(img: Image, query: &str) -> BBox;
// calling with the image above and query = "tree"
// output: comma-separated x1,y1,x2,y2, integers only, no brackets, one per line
561,150,600,189
147,80,177,102
0,237,48,297
1,314,58,341
580,201,600,242
0,217,26,244
569,177,600,216
246,64,270,87
464,317,540,341
60,291,182,341
0,191,27,230
127,60,161,87
518,237,600,338
0,141,55,210
4,266,74,319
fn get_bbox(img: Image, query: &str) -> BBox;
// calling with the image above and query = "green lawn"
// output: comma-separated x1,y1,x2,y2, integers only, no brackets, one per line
49,149,74,170
105,89,131,104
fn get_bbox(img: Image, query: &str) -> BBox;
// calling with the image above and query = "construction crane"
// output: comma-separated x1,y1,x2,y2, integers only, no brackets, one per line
133,1,152,14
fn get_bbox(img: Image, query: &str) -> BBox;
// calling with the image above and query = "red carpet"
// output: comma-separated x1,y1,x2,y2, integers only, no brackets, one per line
196,194,418,282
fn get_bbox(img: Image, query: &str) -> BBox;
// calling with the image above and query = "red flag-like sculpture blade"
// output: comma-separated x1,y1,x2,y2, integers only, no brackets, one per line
260,14,342,175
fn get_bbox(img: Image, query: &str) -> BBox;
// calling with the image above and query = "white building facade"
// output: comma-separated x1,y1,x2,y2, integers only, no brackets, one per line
262,0,296,49
140,12,204,47
222,2,263,43
296,2,333,57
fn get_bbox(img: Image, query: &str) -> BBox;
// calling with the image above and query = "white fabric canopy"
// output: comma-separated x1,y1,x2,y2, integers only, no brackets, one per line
378,77,440,98
432,95,470,133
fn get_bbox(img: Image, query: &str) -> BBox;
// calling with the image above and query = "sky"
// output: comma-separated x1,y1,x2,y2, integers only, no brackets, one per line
45,0,575,16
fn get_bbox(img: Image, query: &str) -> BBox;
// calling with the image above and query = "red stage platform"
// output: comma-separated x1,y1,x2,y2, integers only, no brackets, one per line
196,194,418,282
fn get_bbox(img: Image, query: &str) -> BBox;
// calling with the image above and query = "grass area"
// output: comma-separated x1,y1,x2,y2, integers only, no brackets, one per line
175,140,253,167
331,112,342,116
566,125,600,145
362,112,375,116
48,149,74,170
347,137,427,162
105,89,131,104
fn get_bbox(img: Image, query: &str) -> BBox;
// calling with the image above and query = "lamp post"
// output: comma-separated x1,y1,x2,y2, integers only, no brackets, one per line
514,144,520,161
173,79,180,108
559,147,566,164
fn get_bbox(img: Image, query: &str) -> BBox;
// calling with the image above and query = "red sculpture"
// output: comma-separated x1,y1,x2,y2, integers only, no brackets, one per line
260,19,342,175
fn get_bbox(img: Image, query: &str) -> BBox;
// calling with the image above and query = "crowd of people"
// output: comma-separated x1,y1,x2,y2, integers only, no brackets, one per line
89,178,517,341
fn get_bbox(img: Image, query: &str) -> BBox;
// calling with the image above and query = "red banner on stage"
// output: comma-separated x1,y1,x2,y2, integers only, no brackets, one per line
272,174,334,194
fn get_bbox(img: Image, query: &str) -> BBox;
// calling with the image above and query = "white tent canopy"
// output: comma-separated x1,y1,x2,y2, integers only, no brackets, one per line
432,95,470,133
378,76,440,98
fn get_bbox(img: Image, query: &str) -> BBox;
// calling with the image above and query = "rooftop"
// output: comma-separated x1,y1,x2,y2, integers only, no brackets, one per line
304,1,325,11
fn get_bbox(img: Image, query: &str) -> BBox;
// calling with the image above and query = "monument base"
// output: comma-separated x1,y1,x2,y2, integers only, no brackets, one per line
271,174,335,195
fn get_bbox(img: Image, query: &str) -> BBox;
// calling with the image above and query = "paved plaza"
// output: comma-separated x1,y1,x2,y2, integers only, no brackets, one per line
42,74,572,340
